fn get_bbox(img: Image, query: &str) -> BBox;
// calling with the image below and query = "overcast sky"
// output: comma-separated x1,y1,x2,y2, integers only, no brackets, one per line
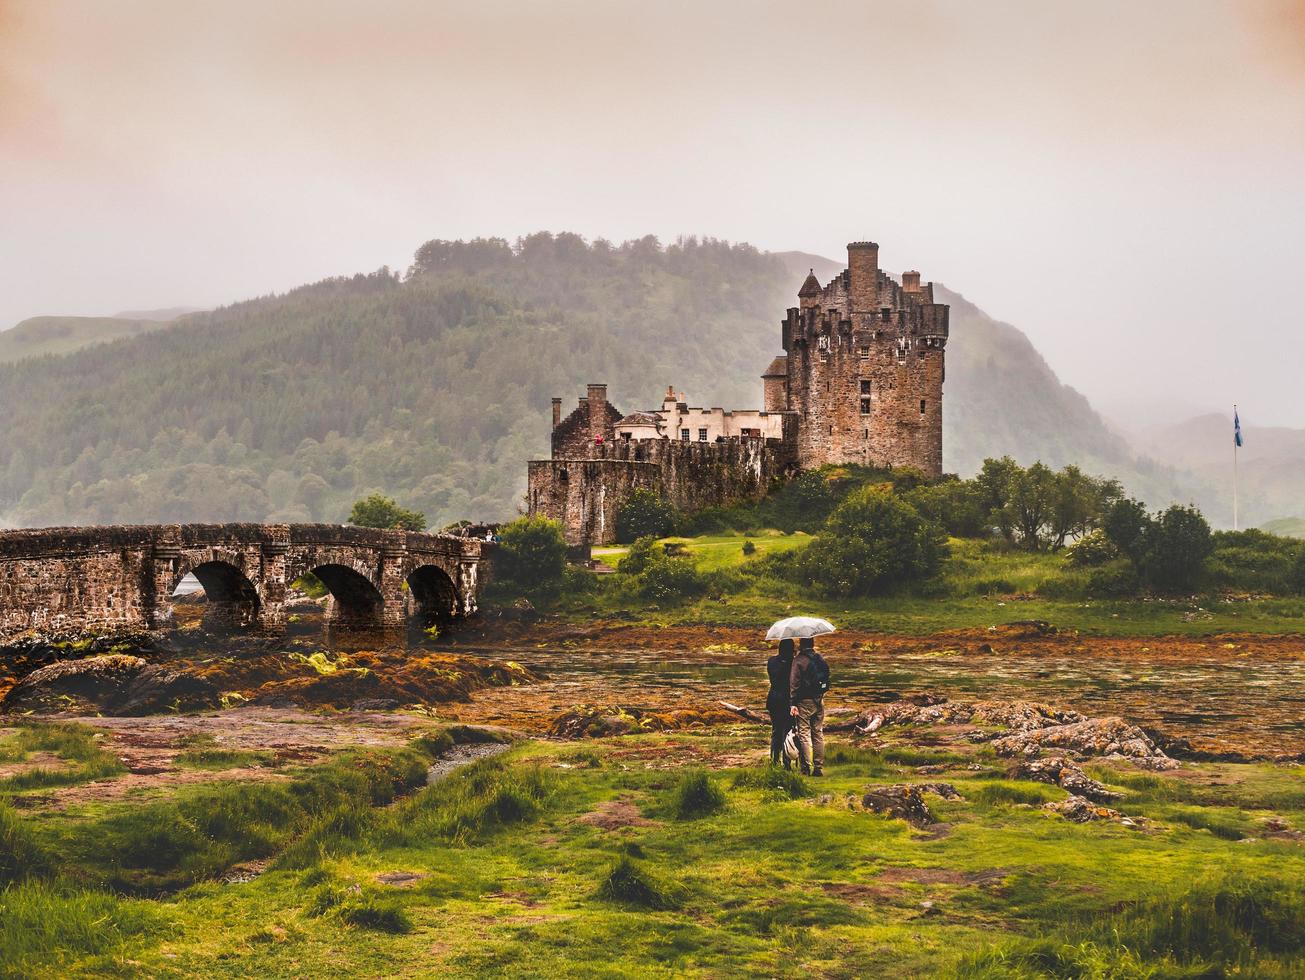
3,0,1303,425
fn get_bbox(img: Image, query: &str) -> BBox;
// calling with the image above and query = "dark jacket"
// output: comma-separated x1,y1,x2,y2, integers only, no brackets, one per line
789,650,822,703
766,653,792,716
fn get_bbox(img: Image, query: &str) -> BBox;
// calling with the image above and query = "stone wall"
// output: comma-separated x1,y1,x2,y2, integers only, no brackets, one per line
528,432,798,545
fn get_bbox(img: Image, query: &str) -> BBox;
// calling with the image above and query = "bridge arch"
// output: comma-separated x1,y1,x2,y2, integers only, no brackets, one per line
406,564,458,626
183,560,261,628
308,563,385,627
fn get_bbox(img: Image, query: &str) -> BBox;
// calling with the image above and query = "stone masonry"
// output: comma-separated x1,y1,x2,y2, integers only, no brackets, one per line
528,239,948,546
0,523,485,643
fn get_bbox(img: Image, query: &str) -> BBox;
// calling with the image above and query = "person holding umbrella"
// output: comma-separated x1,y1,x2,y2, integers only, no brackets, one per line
766,617,834,777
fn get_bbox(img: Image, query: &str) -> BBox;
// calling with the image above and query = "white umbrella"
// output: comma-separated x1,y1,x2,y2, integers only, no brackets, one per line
765,616,836,641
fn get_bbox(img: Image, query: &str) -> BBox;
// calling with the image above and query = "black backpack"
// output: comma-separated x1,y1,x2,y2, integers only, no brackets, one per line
807,651,831,696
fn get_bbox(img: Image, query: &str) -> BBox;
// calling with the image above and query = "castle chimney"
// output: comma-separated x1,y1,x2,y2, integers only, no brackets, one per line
551,397,562,428
847,242,880,313
587,383,610,446
902,270,922,293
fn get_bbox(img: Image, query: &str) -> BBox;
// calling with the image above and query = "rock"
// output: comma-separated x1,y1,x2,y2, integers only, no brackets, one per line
548,703,739,739
991,717,1177,769
862,784,934,826
1,654,145,713
832,697,1085,735
1010,756,1121,803
501,598,537,623
112,664,219,714
351,698,401,712
915,782,964,801
1043,795,1129,824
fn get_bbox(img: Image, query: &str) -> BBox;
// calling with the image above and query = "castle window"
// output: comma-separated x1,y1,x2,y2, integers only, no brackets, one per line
859,343,870,358
559,469,568,482
920,399,927,415
819,350,829,363
860,398,872,415
860,380,871,395
697,428,708,442
680,428,690,441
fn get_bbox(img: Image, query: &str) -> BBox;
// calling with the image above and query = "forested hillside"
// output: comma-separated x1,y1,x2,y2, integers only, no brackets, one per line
0,234,1184,529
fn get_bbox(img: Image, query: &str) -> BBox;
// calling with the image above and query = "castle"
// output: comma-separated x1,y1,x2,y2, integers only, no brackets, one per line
527,240,949,547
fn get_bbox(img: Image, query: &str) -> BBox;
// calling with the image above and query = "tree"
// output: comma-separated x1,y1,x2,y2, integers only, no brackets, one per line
495,516,567,594
615,488,676,543
794,487,947,597
1140,504,1212,593
347,493,427,531
904,479,988,538
1103,497,1153,565
974,456,1021,543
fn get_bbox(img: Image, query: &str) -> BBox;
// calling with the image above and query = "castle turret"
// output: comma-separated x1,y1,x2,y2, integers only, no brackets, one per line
762,355,788,412
798,269,822,310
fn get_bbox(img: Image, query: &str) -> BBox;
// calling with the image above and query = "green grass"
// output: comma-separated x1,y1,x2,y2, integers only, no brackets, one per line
2,733,1305,976
174,748,276,770
569,530,1305,635
0,721,127,793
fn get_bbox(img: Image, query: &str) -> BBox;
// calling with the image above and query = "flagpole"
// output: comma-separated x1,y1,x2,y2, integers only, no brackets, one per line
1233,404,1239,532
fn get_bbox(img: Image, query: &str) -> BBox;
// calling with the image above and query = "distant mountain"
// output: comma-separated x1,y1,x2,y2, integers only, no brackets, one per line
0,233,1200,528
1129,414,1305,528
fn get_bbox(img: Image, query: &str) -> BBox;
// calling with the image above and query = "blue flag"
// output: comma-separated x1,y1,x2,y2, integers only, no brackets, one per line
1234,408,1243,448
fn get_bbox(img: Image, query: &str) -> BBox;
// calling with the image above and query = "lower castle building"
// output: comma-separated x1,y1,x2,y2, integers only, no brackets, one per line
528,240,949,546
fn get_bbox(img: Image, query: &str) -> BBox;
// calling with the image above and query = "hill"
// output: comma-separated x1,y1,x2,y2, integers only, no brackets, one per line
0,316,173,364
1128,414,1305,528
0,233,1190,528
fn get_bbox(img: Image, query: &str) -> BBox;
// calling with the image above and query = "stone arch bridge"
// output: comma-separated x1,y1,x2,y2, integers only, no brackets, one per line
0,523,487,642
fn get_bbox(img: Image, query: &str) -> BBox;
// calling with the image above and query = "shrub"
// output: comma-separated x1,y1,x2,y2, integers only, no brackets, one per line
741,539,757,556
616,535,659,575
1064,529,1119,567
667,769,727,819
1141,504,1212,593
1207,529,1303,594
597,856,679,909
904,479,988,538
637,556,707,605
338,896,413,933
793,487,947,597
494,516,567,595
347,493,427,531
615,488,676,543
1086,558,1140,596
1102,496,1152,564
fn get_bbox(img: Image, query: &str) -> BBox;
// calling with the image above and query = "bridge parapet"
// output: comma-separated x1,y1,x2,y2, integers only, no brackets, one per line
0,523,486,643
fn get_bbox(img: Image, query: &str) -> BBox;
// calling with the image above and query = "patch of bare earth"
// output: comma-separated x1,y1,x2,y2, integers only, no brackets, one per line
18,707,441,811
577,797,659,830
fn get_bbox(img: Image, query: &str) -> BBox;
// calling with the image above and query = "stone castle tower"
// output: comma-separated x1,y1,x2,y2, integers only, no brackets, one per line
764,242,949,476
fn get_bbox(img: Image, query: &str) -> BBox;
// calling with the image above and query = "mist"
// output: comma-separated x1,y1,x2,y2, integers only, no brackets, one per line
2,0,1304,425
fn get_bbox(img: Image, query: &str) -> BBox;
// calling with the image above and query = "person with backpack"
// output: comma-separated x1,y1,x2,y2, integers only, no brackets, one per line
766,638,795,769
788,636,829,776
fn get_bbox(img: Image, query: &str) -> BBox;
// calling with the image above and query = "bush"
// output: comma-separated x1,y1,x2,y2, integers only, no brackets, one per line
338,896,413,933
666,769,727,819
1064,529,1118,567
637,556,707,605
1102,496,1152,564
793,487,947,597
347,493,427,531
494,516,567,595
904,479,988,538
616,535,659,575
1086,558,1140,596
741,539,757,556
1207,529,1303,594
615,488,676,543
1141,504,1212,593
597,856,680,910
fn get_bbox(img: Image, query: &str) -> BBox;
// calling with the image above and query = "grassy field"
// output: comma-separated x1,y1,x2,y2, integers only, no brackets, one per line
573,532,1305,636
2,720,1303,977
